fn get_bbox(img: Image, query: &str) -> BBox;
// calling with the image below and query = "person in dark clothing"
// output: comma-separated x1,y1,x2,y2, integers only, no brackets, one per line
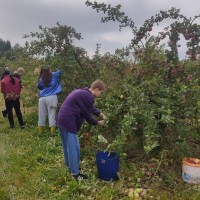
57,80,106,180
1,67,25,118
1,70,25,128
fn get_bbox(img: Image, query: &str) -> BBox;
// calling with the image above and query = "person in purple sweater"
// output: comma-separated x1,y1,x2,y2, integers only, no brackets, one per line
57,80,106,180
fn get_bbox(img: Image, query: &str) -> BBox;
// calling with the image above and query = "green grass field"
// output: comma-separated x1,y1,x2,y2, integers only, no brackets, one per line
1,99,200,199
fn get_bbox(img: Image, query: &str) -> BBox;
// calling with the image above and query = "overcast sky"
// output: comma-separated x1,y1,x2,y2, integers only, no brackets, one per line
1,0,200,59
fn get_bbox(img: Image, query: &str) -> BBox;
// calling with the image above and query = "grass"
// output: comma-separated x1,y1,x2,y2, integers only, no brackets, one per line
1,111,200,200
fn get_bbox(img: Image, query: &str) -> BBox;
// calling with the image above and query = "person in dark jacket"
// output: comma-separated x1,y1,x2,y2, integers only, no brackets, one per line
2,67,25,118
1,69,25,128
57,80,106,180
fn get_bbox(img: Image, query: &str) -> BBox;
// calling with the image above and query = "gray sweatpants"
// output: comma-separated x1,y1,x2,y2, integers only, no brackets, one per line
38,95,58,127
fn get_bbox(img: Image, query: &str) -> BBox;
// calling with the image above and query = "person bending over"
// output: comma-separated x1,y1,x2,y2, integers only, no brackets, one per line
57,80,106,180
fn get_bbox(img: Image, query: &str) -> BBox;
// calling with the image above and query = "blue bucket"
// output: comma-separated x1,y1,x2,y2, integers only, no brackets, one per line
96,151,119,181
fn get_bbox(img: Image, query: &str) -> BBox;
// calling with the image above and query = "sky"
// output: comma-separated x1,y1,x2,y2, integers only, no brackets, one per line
1,0,200,59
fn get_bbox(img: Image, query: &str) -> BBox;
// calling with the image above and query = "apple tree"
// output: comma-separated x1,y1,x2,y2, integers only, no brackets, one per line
85,1,200,156
23,22,100,99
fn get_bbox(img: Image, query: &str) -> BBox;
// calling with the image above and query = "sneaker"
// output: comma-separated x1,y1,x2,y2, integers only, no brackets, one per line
10,125,15,128
73,173,88,180
21,125,26,129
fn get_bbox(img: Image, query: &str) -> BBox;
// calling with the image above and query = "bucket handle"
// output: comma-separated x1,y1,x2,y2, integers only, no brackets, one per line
100,152,119,164
106,151,119,160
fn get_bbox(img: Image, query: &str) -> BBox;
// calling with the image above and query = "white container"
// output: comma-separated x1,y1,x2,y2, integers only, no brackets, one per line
182,158,200,184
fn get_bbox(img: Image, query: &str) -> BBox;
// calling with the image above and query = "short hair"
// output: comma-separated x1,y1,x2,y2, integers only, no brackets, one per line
90,80,106,91
17,67,25,75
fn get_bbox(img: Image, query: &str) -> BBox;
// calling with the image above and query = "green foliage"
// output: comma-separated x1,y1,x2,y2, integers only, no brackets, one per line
24,22,102,103
0,38,11,57
94,59,200,155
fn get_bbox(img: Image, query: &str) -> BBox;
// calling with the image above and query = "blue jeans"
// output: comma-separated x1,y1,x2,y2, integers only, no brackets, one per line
59,129,80,175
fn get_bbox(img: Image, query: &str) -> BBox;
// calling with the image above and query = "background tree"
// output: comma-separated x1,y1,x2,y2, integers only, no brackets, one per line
0,38,11,57
85,1,200,62
23,22,101,103
85,1,200,158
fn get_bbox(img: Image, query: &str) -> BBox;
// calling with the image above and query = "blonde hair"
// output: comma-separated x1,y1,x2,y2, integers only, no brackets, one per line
90,80,106,91
17,67,25,75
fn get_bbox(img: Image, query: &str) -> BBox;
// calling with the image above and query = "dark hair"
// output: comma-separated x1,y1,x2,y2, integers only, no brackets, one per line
39,67,52,87
1,69,15,84
1,69,10,80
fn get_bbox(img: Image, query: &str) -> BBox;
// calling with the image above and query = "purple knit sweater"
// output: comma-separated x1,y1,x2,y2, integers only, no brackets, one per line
57,87,100,133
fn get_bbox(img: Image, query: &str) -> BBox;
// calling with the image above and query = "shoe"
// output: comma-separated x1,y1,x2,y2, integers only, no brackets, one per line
21,125,26,129
10,125,15,128
73,173,88,180
2,110,7,118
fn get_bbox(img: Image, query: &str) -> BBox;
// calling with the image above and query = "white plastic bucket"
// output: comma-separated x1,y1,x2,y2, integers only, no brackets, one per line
182,158,200,184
